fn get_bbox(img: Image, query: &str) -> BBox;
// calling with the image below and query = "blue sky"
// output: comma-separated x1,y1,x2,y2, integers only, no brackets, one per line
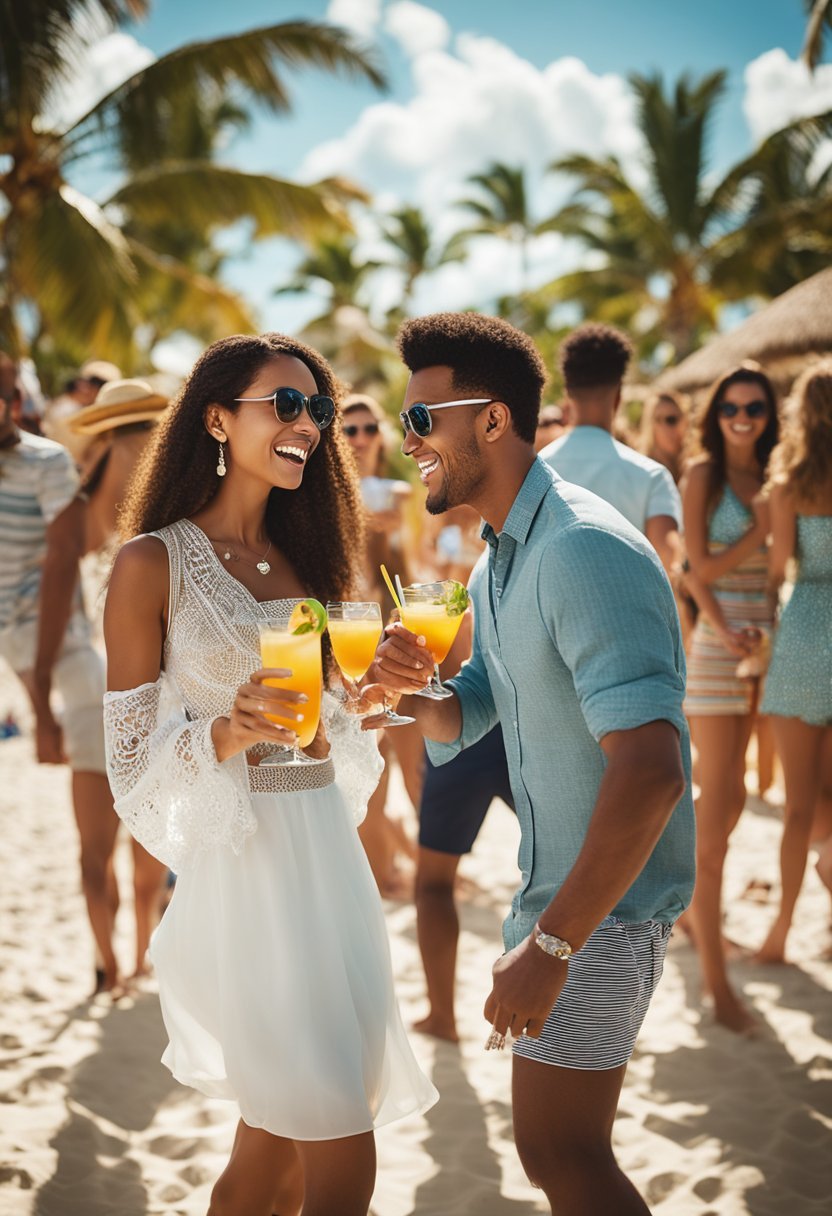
128,0,805,174
73,1,830,370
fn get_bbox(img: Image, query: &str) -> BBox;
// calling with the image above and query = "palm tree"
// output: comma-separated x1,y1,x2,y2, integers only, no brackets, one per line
539,71,832,361
0,1,384,367
379,204,466,313
276,232,381,328
804,0,832,70
453,162,542,295
708,109,832,300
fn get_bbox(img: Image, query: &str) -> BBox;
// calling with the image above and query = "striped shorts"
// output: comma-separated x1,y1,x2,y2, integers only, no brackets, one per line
512,918,672,1071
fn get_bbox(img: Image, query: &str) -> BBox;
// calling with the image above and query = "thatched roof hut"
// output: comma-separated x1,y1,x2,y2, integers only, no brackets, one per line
657,267,832,394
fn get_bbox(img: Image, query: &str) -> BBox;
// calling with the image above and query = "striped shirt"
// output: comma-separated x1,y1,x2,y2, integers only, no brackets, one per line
0,431,80,630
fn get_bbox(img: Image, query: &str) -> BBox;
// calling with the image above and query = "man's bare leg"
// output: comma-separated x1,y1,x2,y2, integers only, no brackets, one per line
71,771,120,990
513,1056,649,1214
413,846,462,1042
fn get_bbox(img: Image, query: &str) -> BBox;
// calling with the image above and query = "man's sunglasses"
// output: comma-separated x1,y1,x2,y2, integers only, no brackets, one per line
655,415,681,427
234,386,335,431
343,422,380,438
717,400,767,420
399,398,495,438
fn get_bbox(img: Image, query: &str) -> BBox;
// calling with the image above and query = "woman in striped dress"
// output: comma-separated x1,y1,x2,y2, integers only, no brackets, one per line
682,364,779,1034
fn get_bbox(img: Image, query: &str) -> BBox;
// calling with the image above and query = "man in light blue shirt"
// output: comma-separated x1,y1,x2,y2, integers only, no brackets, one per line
540,323,682,573
368,312,694,1216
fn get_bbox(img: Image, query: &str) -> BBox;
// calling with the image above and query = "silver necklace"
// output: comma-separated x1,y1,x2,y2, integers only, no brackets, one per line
210,537,272,575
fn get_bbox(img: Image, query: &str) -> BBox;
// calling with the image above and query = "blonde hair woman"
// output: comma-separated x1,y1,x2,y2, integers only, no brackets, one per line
640,390,689,484
756,361,832,964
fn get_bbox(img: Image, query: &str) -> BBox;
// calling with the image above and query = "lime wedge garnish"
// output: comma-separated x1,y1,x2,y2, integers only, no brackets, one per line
288,599,327,635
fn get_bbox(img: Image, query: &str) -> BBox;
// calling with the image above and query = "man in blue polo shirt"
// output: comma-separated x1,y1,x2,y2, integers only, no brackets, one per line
367,312,695,1215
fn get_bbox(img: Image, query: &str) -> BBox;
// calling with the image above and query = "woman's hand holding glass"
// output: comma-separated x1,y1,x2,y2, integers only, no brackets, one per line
211,669,308,763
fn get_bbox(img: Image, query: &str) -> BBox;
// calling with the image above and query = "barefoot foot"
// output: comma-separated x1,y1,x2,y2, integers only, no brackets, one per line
412,1014,459,1043
752,936,788,966
712,993,762,1036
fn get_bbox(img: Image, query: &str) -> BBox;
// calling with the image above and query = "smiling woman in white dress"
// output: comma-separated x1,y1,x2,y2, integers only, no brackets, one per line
102,333,436,1216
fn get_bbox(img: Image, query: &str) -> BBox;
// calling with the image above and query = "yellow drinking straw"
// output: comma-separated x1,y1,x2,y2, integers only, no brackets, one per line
380,564,403,611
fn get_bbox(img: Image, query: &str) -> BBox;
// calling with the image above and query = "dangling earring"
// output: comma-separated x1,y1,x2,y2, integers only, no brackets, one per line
216,440,227,478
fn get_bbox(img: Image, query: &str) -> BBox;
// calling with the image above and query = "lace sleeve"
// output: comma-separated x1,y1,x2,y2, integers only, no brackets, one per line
103,678,257,874
321,691,384,826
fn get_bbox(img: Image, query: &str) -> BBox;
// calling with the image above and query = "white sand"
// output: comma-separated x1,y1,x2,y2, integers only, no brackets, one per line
1,666,830,1216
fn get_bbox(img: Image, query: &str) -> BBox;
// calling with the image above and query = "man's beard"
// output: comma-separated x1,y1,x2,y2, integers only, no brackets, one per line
426,438,482,515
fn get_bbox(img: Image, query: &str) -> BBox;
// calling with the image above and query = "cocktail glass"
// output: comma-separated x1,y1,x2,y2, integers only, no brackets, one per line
326,601,415,726
258,609,324,765
400,581,468,701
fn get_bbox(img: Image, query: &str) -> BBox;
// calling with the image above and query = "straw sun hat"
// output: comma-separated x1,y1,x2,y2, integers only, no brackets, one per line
69,378,169,436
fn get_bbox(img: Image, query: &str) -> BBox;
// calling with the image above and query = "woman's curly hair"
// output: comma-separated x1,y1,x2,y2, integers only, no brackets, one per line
767,360,832,504
120,333,364,603
687,362,780,507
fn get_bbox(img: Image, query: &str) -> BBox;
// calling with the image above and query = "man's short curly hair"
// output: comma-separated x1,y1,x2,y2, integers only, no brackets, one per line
397,312,546,444
559,323,632,390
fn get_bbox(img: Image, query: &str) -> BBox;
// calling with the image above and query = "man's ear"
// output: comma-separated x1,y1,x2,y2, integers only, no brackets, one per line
612,385,622,415
481,401,511,442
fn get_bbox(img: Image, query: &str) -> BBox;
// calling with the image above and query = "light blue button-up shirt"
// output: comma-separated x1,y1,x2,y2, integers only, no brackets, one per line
426,459,695,951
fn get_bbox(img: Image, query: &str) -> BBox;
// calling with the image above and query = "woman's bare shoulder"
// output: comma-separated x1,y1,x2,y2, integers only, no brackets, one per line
109,534,169,597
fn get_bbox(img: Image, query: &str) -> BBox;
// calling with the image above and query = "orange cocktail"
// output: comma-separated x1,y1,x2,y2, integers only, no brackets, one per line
327,618,380,681
400,581,469,700
259,628,322,749
398,602,462,665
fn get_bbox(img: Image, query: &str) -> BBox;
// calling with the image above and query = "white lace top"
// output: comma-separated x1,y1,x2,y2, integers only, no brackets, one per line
103,519,383,874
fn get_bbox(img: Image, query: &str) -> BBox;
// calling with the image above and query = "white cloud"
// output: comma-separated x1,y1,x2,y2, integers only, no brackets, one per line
301,34,644,219
42,31,155,129
384,2,450,58
298,32,646,318
743,48,832,144
326,0,383,40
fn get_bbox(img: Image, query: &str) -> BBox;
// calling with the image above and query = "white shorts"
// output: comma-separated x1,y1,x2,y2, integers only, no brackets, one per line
0,615,106,774
512,918,672,1071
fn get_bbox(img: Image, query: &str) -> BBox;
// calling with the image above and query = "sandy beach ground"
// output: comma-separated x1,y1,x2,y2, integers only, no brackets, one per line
1,665,831,1216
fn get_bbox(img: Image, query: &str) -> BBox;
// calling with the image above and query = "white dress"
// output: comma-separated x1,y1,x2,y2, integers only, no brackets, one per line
103,519,437,1140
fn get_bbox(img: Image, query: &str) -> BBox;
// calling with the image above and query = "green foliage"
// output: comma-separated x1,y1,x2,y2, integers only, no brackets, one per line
0,8,385,367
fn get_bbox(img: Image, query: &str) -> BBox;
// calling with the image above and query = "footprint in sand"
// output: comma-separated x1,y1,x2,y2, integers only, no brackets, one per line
0,1165,33,1189
645,1171,687,1205
693,1176,724,1202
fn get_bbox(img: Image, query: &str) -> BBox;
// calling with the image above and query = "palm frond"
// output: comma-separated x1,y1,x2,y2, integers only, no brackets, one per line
803,0,832,71
62,20,386,166
108,163,359,240
127,238,256,338
12,183,136,354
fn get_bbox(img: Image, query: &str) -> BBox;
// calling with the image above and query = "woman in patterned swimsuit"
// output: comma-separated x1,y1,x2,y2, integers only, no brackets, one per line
682,364,779,1034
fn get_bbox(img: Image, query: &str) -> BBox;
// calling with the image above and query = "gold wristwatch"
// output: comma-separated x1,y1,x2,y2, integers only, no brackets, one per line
533,924,573,960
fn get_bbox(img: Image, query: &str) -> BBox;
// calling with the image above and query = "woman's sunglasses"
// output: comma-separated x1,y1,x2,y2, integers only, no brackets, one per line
655,415,681,427
717,400,767,420
399,398,495,438
234,386,335,431
343,422,380,438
